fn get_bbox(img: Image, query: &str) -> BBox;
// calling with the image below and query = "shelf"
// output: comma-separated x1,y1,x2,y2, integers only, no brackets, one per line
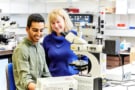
128,9,135,14
103,0,135,38
104,30,135,37
45,0,79,3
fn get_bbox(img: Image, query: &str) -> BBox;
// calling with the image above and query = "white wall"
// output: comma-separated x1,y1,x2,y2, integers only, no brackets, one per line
0,0,99,27
0,0,98,13
0,0,135,45
45,0,98,13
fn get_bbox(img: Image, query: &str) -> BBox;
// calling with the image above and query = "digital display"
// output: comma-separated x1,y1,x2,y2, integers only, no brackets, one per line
69,14,93,28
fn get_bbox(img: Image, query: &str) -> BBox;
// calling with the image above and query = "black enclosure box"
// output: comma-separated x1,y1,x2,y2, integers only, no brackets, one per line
103,40,120,55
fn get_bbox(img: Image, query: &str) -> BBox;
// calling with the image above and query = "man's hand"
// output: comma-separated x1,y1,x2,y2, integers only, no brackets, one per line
28,82,36,90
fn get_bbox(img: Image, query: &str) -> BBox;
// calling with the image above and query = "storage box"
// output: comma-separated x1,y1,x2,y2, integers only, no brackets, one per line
105,7,115,14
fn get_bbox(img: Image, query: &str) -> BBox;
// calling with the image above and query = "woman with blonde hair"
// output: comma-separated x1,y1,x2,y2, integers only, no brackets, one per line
43,8,87,76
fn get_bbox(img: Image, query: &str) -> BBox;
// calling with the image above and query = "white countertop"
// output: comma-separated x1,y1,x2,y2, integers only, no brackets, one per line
104,63,135,90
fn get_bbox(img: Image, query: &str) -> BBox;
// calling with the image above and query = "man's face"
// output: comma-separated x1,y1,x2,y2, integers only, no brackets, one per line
26,22,45,44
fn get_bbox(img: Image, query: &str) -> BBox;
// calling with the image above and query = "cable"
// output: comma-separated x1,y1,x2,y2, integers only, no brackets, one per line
118,53,125,81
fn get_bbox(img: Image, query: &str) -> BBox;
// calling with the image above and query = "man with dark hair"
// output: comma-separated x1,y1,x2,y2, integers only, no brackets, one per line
12,14,51,90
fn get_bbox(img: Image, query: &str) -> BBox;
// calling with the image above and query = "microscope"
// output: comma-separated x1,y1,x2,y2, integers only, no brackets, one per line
0,16,16,50
36,28,105,90
0,32,15,45
60,28,106,90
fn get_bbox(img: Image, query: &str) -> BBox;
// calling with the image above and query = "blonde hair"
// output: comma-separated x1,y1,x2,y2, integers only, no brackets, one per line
47,8,73,34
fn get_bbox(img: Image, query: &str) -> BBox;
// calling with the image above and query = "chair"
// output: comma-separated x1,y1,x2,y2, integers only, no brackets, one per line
6,63,16,90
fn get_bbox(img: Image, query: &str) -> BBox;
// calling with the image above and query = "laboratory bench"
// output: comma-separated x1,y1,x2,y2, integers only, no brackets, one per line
103,63,135,90
0,49,130,68
0,50,13,62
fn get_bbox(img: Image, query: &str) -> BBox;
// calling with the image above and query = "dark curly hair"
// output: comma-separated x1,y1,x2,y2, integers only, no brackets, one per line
27,13,45,28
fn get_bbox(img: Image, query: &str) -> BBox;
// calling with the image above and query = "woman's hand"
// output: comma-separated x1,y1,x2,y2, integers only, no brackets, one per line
28,82,36,90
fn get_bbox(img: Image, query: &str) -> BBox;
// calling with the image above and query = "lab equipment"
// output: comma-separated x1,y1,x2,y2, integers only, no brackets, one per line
73,75,102,90
104,40,120,55
36,76,78,90
62,30,104,90
61,31,106,77
36,29,106,90
0,32,15,45
0,16,17,49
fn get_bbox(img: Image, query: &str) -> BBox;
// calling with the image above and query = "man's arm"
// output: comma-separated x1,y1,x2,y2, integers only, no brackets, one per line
12,47,35,89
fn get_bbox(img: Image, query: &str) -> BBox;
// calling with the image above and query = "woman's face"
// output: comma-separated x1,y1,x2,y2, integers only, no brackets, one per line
51,15,65,36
